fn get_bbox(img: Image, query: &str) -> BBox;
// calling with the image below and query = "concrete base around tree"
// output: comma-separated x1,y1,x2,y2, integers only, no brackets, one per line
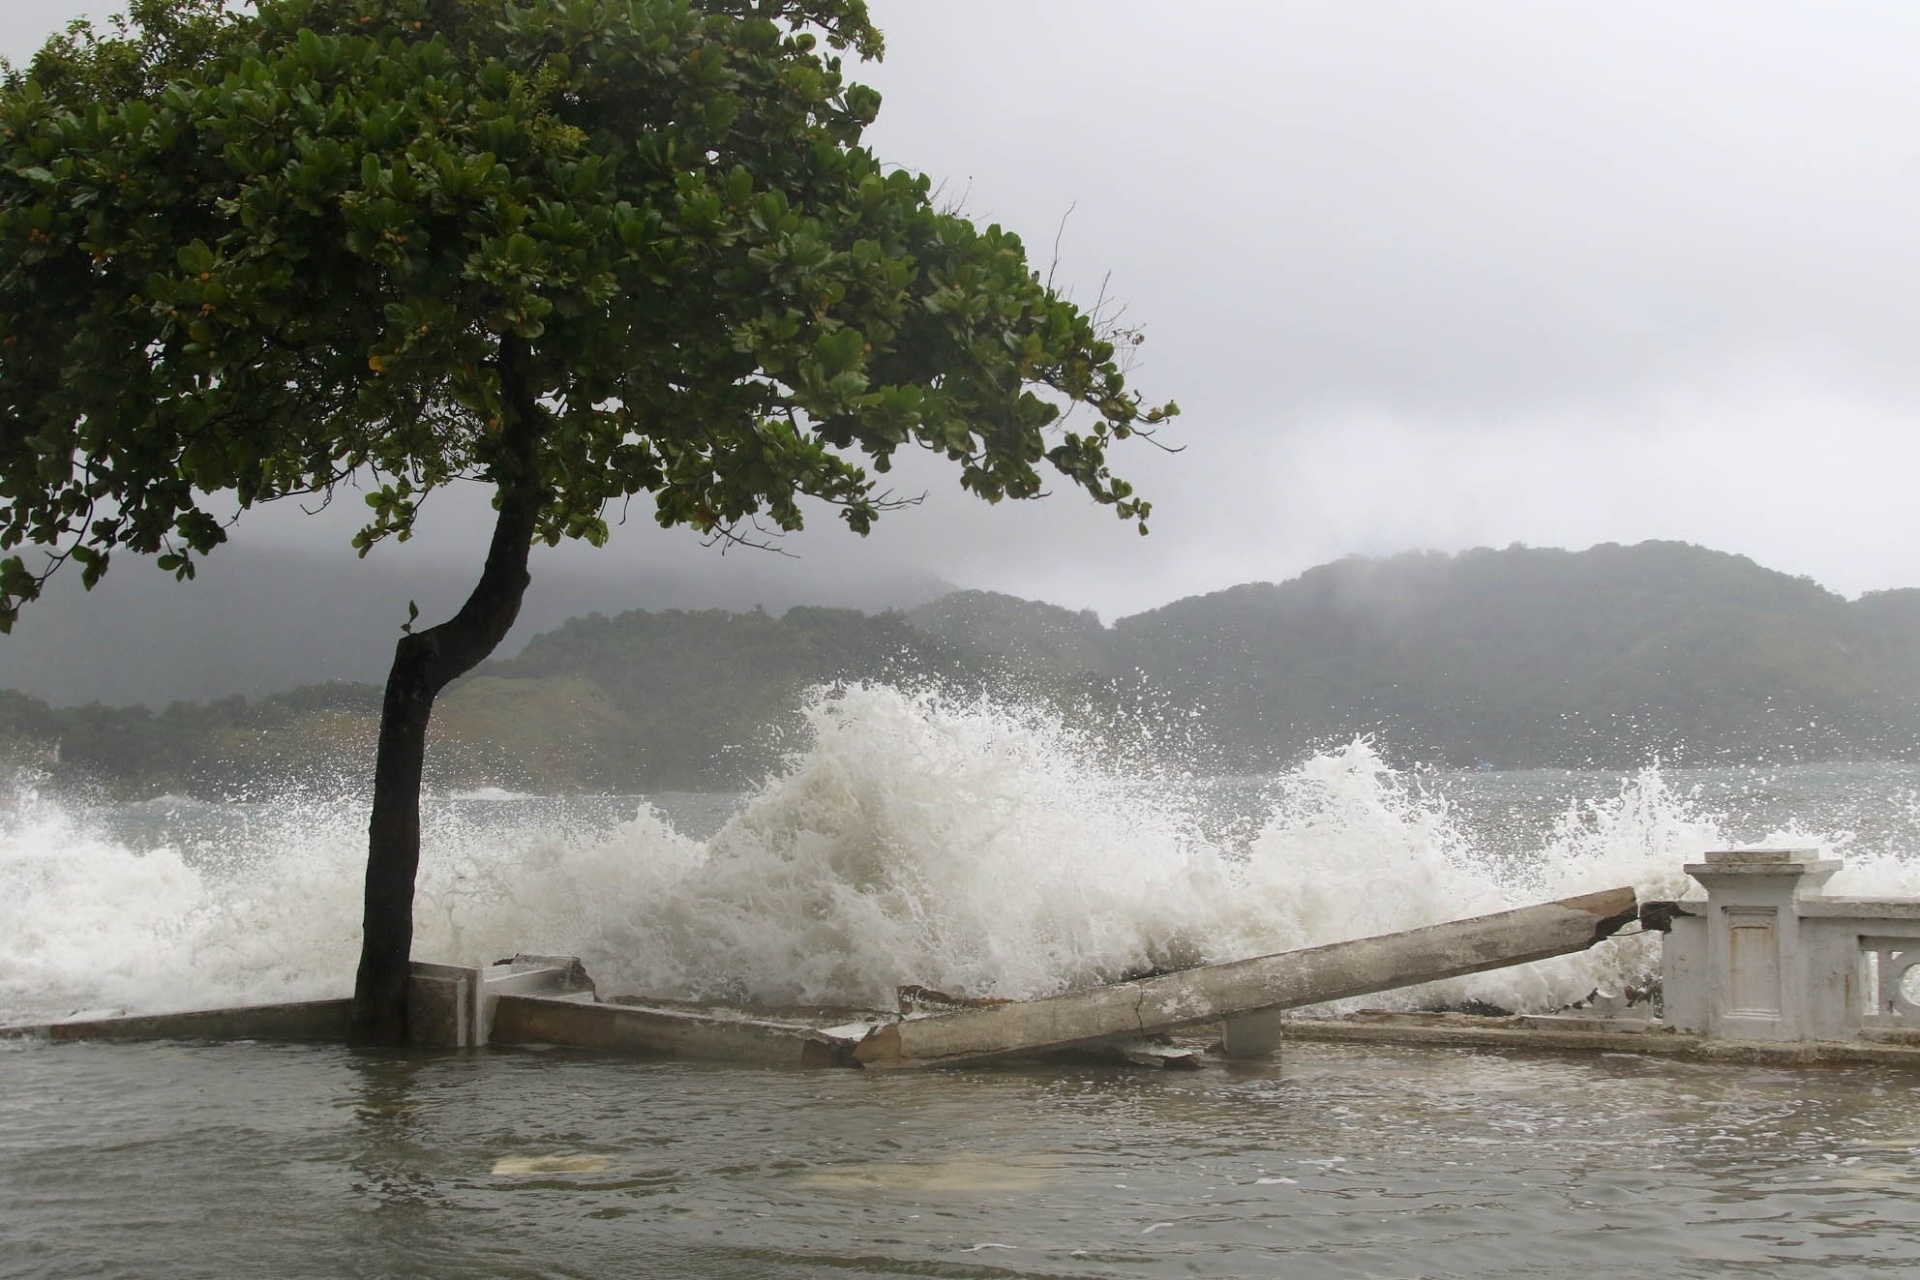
490,994,869,1066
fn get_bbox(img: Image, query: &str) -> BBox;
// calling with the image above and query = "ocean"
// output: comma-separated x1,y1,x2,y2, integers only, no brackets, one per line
4,683,1919,1277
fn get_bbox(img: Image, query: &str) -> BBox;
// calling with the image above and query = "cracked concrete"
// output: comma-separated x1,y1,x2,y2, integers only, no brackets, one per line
853,887,1638,1069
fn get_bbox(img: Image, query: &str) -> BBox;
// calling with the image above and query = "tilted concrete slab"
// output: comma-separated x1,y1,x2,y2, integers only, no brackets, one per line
9,999,351,1044
854,887,1640,1069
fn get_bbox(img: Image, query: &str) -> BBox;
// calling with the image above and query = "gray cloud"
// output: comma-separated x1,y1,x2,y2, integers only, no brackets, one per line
5,1,1920,702
861,2,1920,419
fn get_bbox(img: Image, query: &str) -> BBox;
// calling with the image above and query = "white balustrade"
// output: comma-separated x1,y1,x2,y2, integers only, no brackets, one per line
1663,849,1920,1045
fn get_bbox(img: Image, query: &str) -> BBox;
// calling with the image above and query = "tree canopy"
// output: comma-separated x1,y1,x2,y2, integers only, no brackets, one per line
0,0,1174,1042
0,0,1171,627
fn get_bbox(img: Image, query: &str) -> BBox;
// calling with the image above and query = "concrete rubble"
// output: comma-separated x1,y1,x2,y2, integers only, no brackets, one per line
850,887,1641,1069
15,860,1920,1068
9,888,1658,1068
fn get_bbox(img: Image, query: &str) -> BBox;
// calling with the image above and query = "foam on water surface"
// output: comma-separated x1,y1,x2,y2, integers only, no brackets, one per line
4,683,1919,1024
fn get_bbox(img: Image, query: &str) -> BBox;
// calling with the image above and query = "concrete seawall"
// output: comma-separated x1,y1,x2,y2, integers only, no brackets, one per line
14,1000,351,1044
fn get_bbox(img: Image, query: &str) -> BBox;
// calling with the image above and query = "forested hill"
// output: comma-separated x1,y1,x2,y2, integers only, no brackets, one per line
6,541,1920,796
1106,542,1920,770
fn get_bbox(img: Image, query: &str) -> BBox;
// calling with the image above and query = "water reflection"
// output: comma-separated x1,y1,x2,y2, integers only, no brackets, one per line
344,1052,451,1210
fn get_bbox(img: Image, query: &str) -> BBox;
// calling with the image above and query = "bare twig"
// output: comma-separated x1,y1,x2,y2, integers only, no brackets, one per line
1045,200,1076,294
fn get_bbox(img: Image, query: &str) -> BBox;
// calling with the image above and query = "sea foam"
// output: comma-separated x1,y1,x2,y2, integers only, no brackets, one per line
4,683,1917,1023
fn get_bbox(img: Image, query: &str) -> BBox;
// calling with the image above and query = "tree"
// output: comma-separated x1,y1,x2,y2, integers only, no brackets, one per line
0,0,1175,1044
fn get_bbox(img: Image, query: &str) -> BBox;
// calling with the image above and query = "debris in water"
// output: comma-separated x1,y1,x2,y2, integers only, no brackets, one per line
491,1154,614,1176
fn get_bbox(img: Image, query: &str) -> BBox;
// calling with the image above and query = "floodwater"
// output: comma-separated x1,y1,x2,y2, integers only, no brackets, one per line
7,683,1920,1276
6,1037,1919,1279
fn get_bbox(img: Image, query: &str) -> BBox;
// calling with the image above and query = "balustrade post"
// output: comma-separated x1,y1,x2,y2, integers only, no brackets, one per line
1680,848,1839,1042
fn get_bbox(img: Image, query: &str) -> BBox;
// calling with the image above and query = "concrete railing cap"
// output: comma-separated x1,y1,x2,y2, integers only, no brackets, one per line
1684,848,1839,877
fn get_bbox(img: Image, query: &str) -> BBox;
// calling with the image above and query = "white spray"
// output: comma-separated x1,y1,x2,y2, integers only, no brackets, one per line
4,683,1917,1023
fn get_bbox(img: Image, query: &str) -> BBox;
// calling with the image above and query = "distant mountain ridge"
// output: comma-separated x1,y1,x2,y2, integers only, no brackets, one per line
886,541,1920,768
906,591,1114,681
6,541,1920,795
1107,542,1920,768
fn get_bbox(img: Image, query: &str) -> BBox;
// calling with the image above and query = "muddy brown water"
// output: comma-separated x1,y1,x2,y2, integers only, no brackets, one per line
4,1036,1918,1279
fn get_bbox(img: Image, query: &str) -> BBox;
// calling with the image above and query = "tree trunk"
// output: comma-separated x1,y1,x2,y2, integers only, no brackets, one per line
348,339,548,1047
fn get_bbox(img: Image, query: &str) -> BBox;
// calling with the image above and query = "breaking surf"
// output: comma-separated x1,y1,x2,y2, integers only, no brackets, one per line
5,682,1918,1025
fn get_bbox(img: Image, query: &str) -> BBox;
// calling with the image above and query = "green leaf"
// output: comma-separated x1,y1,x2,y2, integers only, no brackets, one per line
175,240,214,274
0,0,1168,694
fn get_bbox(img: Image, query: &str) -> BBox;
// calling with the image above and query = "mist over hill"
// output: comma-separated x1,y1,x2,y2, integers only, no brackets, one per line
0,539,956,707
1110,543,1920,769
6,541,1919,796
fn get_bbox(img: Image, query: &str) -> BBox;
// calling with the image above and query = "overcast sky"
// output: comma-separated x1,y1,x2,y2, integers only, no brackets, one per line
6,3,1920,698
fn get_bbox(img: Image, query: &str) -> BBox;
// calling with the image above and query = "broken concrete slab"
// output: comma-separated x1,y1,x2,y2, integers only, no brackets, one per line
6,889,1646,1070
1108,1038,1207,1070
489,993,862,1066
1221,1007,1287,1059
854,887,1640,1069
409,955,602,1048
6,956,599,1049
1281,1010,1920,1067
409,962,483,1049
15,999,352,1044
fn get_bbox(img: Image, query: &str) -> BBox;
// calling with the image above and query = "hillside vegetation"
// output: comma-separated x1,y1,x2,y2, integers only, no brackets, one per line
1110,543,1920,769
7,541,1920,797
